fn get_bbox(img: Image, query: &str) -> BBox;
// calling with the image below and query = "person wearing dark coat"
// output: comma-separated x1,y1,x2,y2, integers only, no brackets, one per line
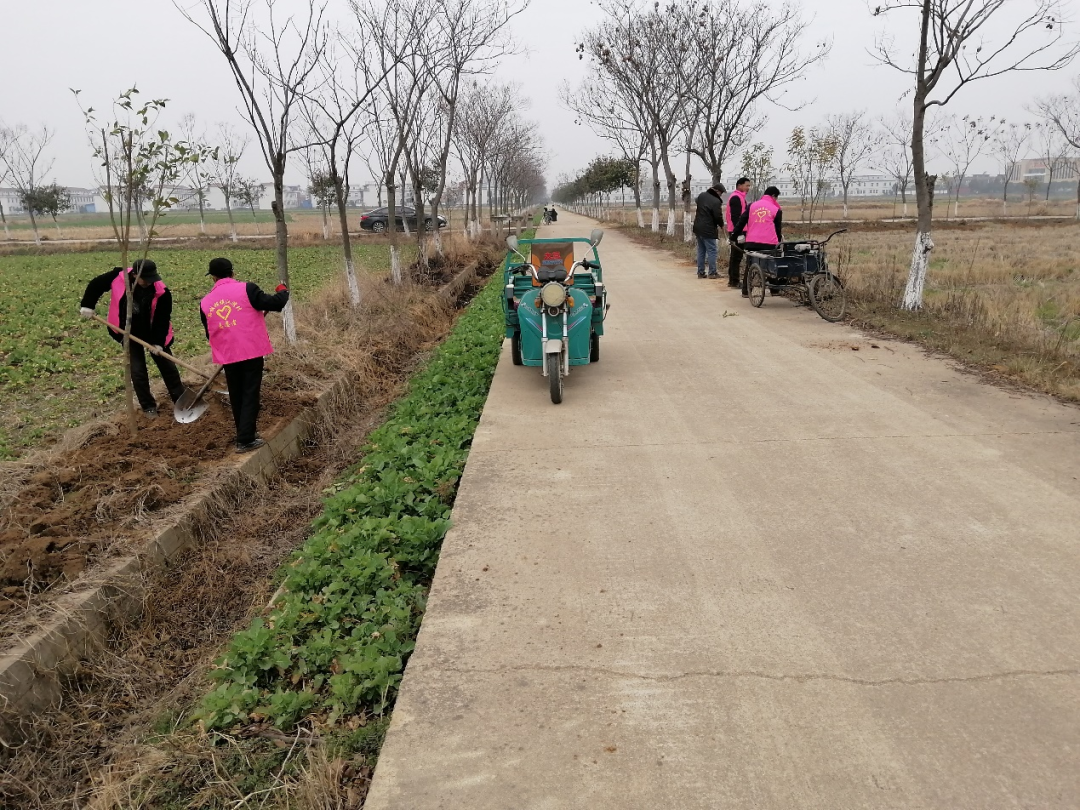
692,175,726,279
79,258,185,417
725,177,752,287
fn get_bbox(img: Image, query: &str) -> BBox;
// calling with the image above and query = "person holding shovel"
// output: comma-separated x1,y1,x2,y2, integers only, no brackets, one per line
200,257,289,454
79,258,185,417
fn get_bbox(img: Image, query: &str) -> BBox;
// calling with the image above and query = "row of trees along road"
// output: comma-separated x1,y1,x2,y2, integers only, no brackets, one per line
565,0,1079,310
179,0,545,324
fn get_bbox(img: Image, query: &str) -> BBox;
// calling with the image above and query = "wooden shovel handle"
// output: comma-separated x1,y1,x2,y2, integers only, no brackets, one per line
89,314,212,381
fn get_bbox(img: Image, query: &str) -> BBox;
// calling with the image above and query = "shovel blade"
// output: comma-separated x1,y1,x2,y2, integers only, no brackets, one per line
173,388,209,423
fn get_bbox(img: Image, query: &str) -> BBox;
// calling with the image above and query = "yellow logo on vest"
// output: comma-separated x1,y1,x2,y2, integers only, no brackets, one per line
209,298,244,328
753,208,773,222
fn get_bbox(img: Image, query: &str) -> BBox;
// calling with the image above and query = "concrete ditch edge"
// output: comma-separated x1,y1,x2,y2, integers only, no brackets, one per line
0,372,352,727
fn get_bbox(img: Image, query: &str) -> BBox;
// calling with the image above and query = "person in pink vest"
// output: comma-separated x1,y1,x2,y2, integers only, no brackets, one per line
200,257,289,453
725,177,751,288
733,186,784,297
79,258,185,417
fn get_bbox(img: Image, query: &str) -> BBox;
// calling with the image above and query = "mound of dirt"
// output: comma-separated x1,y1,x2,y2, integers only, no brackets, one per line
0,386,312,615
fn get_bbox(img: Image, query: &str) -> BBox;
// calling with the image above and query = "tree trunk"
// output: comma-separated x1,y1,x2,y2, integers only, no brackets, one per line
333,175,360,306
52,215,62,237
843,186,850,219
633,175,644,228
198,194,207,235
387,171,402,285
28,208,41,246
321,204,330,240
0,202,8,239
271,169,296,344
225,197,237,242
902,0,935,312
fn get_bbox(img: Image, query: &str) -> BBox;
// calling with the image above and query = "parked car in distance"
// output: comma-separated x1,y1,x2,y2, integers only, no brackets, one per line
358,206,448,233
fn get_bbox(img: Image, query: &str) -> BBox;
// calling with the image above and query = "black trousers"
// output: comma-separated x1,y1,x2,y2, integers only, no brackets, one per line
129,341,185,410
223,357,264,445
740,243,779,294
726,236,742,285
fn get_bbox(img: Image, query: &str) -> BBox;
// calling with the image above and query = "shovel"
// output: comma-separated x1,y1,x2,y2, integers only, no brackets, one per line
90,314,213,381
173,365,225,423
88,314,222,423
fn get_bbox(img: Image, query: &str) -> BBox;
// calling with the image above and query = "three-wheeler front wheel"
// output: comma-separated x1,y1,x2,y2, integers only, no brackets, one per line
547,353,563,404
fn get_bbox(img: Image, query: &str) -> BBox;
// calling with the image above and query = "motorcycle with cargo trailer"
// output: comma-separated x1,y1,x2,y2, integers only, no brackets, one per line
503,230,608,404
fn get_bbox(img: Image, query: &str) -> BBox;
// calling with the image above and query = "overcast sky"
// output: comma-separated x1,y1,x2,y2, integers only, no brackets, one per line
3,0,1078,190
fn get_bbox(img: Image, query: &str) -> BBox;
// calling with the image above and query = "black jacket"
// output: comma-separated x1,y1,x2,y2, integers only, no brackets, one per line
200,281,290,340
733,203,784,244
81,267,174,346
692,188,725,239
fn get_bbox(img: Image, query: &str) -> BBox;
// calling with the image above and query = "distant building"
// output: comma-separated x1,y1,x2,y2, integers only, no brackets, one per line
1008,157,1080,183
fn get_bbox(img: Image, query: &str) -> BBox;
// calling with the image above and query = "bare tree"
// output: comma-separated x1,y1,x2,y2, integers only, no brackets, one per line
579,0,691,236
455,81,517,237
179,0,330,343
938,115,998,217
873,0,1080,310
178,113,214,234
878,112,915,217
357,0,428,284
299,29,391,304
1034,76,1080,217
0,125,12,240
827,111,879,218
993,121,1032,216
1,124,54,246
211,123,248,241
561,74,652,228
425,0,526,257
237,176,264,231
690,1,829,179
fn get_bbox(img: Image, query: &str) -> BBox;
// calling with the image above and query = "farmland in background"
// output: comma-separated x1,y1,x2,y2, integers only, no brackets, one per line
0,243,416,458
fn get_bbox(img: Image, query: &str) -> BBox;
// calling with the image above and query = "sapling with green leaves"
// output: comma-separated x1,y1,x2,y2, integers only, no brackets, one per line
74,87,205,436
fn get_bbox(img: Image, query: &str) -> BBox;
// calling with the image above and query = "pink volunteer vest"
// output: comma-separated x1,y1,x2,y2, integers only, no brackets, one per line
107,270,174,345
745,196,780,245
201,278,274,364
726,189,747,233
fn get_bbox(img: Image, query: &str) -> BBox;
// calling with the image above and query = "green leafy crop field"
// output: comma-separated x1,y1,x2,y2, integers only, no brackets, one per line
0,244,401,459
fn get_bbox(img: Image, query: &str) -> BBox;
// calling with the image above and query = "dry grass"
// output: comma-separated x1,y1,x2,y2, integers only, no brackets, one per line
602,208,1080,401
0,237,502,810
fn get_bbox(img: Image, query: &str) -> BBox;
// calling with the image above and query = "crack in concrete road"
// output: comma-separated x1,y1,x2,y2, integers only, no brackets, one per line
437,663,1080,688
473,429,1079,454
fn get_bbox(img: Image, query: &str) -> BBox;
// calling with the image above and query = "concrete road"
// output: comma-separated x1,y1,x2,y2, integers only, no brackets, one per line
365,212,1080,809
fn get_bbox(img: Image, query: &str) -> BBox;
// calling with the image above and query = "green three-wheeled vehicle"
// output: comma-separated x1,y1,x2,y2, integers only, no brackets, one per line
503,230,608,404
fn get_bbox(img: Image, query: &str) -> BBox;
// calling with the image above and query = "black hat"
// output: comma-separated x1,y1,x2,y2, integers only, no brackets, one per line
207,257,234,278
131,258,160,282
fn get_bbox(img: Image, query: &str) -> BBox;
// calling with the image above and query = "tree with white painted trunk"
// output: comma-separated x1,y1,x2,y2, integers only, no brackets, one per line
878,112,916,217
826,112,880,218
454,82,517,238
426,0,526,259
179,0,330,344
560,74,652,230
0,124,54,246
938,115,999,218
993,121,1032,217
211,124,247,242
0,125,11,240
298,30,390,305
1034,77,1080,218
873,0,1079,310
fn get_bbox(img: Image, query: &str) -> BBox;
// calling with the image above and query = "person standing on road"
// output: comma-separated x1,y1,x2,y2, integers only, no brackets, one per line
733,186,784,297
725,178,752,288
692,175,726,279
79,258,185,418
200,257,289,454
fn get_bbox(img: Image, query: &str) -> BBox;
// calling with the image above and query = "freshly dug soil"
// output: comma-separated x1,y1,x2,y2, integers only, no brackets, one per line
0,384,312,615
